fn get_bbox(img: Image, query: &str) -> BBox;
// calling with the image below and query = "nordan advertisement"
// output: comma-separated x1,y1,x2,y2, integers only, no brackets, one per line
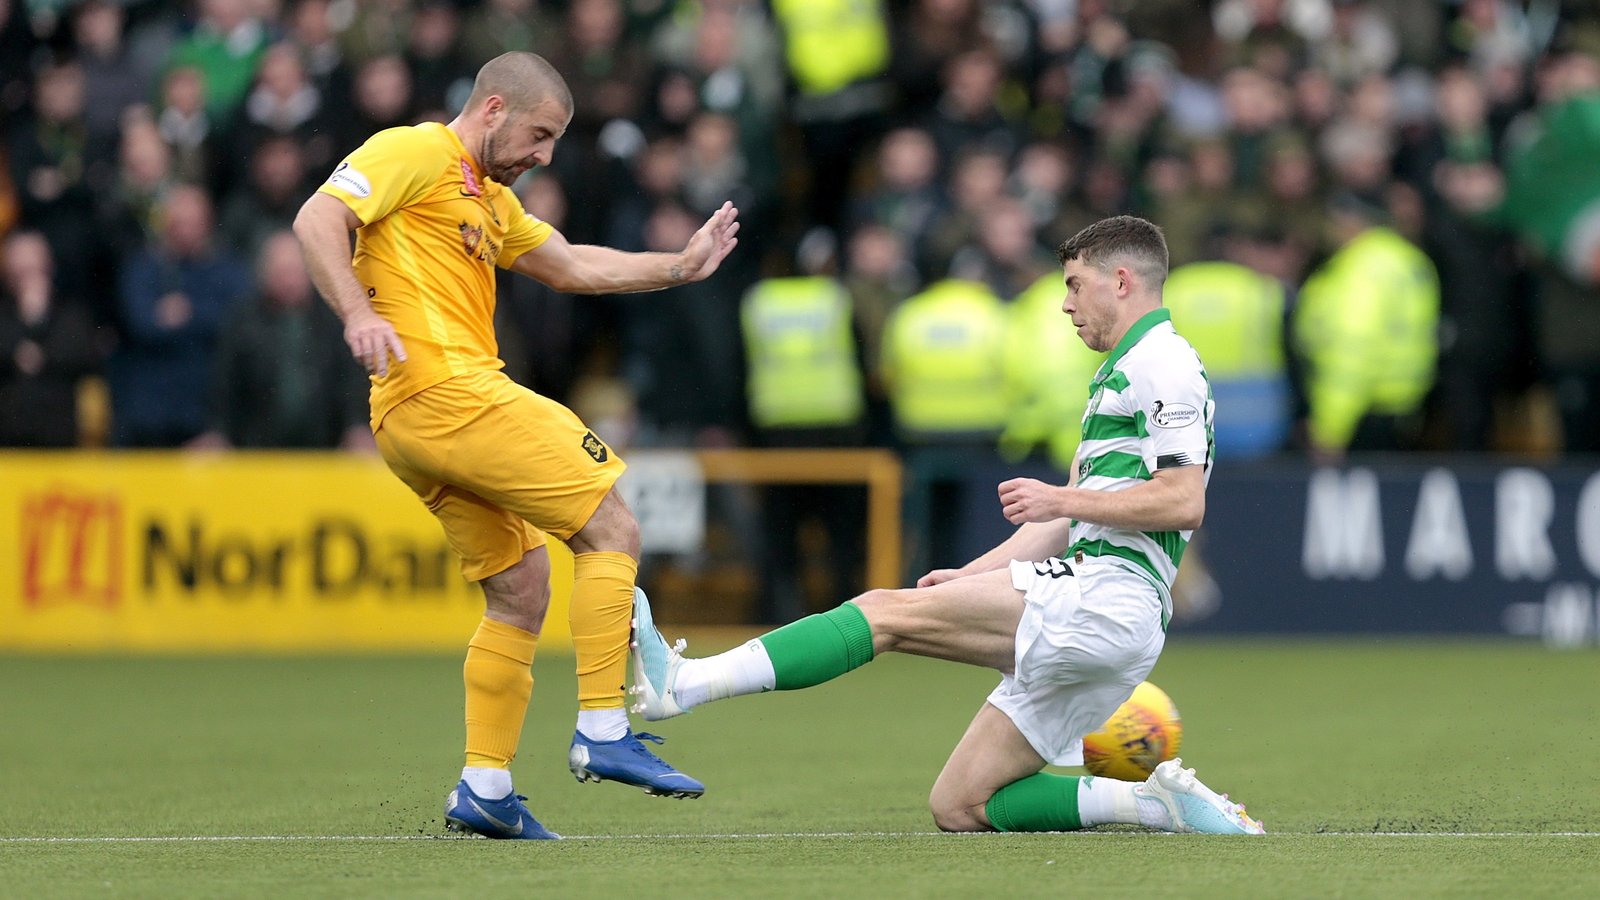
1,452,575,652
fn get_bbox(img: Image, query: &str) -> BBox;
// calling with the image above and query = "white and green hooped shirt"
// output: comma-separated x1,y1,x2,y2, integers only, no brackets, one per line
1064,308,1214,627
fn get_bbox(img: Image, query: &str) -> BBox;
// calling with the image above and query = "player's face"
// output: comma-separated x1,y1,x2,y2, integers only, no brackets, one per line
482,98,570,185
1061,258,1120,352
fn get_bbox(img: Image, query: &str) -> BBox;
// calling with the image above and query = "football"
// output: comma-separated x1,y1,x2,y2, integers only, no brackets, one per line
1082,681,1183,781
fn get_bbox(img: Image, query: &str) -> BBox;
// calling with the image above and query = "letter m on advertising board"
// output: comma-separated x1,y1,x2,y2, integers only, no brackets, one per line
20,486,123,609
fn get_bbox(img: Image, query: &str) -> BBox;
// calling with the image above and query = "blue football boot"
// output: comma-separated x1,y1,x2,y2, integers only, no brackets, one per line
444,781,560,839
568,729,705,799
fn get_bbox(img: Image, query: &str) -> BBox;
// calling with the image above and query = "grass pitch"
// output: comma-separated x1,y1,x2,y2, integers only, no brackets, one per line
2,637,1598,898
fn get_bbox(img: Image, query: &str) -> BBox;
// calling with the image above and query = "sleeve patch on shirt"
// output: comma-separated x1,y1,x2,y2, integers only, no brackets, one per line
1156,452,1195,469
1150,400,1199,429
327,161,372,198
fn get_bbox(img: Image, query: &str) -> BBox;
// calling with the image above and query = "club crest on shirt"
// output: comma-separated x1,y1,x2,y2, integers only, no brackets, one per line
459,221,483,256
459,158,480,196
581,431,609,463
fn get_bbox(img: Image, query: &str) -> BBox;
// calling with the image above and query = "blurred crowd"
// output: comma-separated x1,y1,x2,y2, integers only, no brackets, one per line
5,0,1600,464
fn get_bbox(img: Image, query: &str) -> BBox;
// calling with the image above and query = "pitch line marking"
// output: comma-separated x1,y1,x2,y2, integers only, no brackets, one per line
3,831,1600,844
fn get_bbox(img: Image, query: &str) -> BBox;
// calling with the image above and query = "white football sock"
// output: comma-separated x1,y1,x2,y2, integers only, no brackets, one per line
576,707,630,741
673,639,777,709
461,766,513,800
1076,776,1169,828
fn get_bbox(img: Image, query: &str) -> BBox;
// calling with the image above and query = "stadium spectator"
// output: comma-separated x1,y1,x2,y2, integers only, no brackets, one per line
626,199,745,445
111,183,251,447
493,174,590,406
99,111,178,266
849,126,946,261
339,0,413,66
286,0,354,102
922,48,1024,175
842,223,917,443
921,146,1009,279
0,0,35,123
335,54,416,155
194,231,369,451
405,0,473,118
0,231,101,447
7,61,105,303
72,1,149,147
1313,0,1399,87
154,66,219,189
458,0,555,65
163,0,269,127
233,42,338,179
953,196,1057,299
218,136,313,267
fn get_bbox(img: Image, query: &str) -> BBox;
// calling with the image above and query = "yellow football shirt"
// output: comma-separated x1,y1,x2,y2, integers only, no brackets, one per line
317,122,553,425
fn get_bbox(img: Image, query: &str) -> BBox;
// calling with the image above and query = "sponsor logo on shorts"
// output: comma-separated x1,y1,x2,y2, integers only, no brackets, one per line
327,161,371,198
1150,400,1199,429
582,431,609,463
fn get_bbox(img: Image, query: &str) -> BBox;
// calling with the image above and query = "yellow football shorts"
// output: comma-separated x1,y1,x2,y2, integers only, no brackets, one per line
374,370,626,581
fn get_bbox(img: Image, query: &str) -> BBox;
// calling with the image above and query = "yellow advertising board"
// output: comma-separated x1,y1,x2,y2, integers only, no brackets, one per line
0,452,573,652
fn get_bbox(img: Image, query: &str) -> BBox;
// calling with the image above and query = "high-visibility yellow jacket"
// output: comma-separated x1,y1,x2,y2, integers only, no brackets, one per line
999,273,1107,469
1294,227,1439,450
881,279,1007,438
740,276,865,429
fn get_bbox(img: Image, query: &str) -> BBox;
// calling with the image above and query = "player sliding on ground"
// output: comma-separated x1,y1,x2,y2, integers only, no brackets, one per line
632,216,1264,836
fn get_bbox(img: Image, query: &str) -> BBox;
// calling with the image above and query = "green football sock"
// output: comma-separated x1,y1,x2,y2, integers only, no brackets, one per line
985,773,1084,832
758,602,876,690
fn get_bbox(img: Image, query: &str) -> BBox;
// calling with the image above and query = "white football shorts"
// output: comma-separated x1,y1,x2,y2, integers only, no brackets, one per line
987,557,1166,767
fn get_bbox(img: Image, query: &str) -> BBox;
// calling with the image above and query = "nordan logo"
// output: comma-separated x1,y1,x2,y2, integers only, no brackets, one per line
21,486,123,609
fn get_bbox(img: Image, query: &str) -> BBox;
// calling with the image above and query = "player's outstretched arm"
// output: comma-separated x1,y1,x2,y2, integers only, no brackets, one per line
510,201,739,294
293,193,408,376
999,465,1205,532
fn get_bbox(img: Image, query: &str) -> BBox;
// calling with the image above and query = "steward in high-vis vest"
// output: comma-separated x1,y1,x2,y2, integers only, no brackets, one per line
740,276,865,431
1294,196,1439,453
740,232,868,624
1163,260,1289,458
881,279,1007,441
770,0,890,102
770,0,892,230
1000,273,1107,471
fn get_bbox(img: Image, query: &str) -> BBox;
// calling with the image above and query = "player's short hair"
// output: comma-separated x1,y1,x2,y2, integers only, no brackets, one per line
1057,215,1169,290
465,52,573,117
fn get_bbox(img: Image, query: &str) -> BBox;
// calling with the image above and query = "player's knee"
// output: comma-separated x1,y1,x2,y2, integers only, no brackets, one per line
928,790,987,833
849,589,904,652
571,493,641,558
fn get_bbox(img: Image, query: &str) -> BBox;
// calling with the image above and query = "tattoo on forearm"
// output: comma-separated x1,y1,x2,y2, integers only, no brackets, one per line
669,263,685,282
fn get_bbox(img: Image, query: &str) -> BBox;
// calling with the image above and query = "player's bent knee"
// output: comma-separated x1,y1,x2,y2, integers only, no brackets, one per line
928,795,988,833
850,589,906,652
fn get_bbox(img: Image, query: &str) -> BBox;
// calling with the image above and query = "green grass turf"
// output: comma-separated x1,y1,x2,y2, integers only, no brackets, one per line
1,638,1598,898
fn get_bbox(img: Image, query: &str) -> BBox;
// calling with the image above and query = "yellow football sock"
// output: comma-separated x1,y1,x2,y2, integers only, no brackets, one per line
570,551,637,710
463,617,537,768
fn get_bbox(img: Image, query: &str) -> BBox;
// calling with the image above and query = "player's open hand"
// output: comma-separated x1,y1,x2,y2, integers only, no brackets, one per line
998,478,1066,525
677,201,740,282
344,308,408,377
